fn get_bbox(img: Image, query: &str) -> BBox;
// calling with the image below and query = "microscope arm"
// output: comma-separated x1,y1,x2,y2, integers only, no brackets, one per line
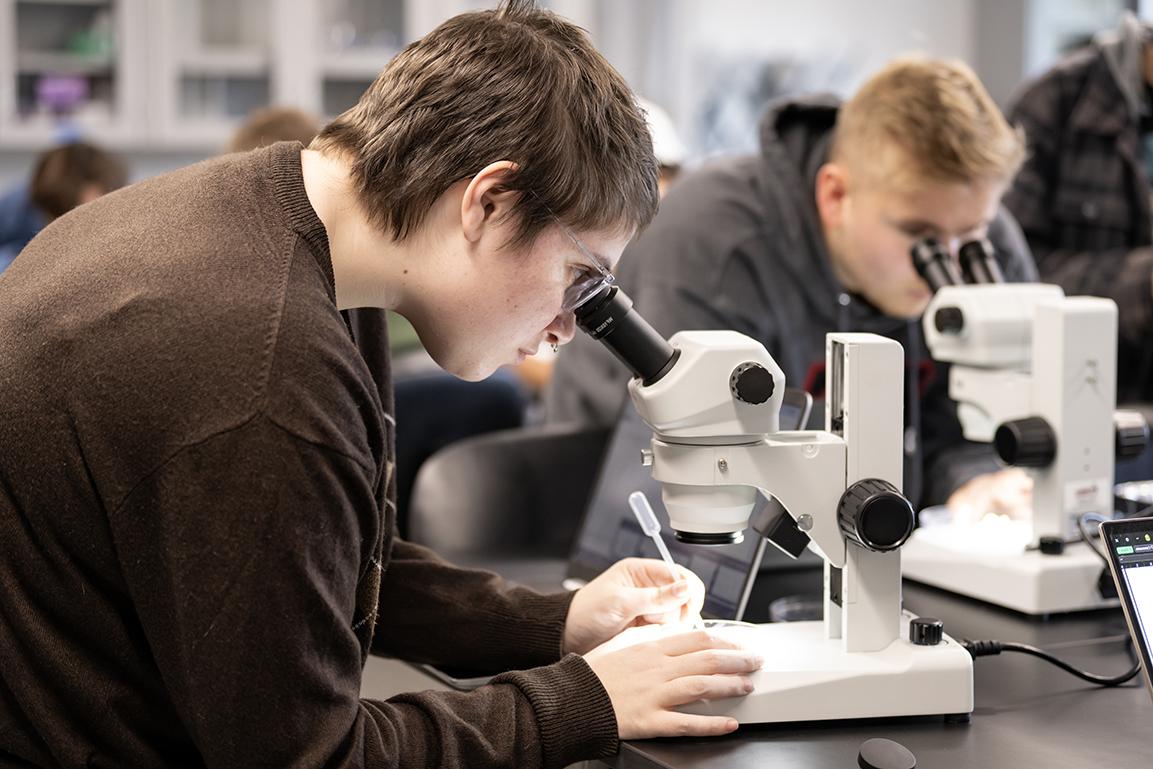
646,434,849,567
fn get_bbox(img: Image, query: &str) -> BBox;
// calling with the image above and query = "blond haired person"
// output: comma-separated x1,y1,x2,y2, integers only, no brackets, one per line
549,57,1038,516
0,2,762,767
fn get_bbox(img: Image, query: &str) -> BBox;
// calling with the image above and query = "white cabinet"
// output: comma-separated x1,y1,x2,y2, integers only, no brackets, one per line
0,0,441,151
0,0,148,148
150,0,274,147
318,0,404,118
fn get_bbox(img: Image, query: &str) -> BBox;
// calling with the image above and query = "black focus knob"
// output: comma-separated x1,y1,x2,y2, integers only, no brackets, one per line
933,306,965,334
838,479,915,552
1038,536,1065,556
994,416,1057,468
1115,411,1150,460
909,617,944,646
730,362,775,405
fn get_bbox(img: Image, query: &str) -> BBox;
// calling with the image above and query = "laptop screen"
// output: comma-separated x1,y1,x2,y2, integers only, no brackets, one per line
566,393,809,620
1103,517,1153,702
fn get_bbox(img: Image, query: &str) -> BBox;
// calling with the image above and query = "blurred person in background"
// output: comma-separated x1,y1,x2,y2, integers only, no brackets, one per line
0,141,126,271
642,97,687,197
547,57,1039,521
229,105,320,152
1005,12,1153,411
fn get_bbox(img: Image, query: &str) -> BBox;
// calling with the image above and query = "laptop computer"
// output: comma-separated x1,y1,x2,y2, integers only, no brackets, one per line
1100,516,1153,703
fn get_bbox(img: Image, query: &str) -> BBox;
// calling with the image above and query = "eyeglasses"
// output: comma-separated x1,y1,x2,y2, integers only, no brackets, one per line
527,186,617,313
558,223,616,313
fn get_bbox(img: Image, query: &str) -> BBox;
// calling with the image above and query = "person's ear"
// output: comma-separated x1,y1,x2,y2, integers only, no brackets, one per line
460,160,521,245
815,161,851,231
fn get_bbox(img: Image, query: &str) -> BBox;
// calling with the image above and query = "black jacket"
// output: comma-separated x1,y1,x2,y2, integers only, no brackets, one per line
1005,12,1153,402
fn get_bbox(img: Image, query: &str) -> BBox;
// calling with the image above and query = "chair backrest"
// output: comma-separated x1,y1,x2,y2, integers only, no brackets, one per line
407,423,610,560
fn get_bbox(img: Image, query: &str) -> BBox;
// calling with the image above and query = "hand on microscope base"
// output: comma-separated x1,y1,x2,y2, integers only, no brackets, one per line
945,467,1033,524
563,557,706,655
583,629,763,739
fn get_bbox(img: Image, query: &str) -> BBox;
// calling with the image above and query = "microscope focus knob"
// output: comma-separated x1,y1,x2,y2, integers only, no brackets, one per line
730,362,775,405
994,416,1056,468
838,479,915,552
1114,411,1150,460
908,617,944,646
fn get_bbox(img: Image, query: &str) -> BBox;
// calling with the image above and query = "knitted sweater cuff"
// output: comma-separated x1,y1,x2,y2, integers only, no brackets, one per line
492,653,619,769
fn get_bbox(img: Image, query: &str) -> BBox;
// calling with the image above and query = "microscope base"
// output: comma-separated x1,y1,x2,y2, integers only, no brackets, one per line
680,618,974,724
902,523,1118,615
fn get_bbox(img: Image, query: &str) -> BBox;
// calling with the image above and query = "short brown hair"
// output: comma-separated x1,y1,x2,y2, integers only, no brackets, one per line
230,106,320,153
29,142,128,220
832,57,1024,187
313,0,658,247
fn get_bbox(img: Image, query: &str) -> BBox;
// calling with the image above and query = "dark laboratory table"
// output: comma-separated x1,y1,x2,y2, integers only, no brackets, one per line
605,573,1150,769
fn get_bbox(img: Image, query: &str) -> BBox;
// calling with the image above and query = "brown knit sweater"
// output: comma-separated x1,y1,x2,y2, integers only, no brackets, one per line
0,142,618,768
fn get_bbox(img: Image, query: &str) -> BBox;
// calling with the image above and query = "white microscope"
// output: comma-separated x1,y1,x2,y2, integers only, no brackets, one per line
573,285,974,724
900,238,1147,615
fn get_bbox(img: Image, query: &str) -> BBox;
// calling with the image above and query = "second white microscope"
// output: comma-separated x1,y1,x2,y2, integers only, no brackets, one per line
900,238,1147,615
573,284,973,724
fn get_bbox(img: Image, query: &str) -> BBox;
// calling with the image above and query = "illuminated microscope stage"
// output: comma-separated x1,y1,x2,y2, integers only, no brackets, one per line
901,516,1119,615
604,616,973,724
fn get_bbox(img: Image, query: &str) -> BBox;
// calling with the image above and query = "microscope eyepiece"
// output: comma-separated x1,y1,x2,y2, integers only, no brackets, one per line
958,238,1004,284
910,237,962,293
574,284,679,385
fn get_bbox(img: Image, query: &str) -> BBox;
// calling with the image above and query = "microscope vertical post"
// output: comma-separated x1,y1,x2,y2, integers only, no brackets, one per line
825,333,906,653
1029,299,1117,540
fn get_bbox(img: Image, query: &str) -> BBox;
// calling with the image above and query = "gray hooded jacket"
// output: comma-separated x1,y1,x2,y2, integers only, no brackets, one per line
546,96,1037,507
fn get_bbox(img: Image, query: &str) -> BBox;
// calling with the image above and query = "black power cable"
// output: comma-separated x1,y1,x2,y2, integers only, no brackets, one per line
960,513,1143,688
1076,511,1111,567
962,638,1140,687
1030,508,1153,558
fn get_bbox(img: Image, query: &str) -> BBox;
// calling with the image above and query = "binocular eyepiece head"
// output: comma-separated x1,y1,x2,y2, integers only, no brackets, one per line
911,237,1004,293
